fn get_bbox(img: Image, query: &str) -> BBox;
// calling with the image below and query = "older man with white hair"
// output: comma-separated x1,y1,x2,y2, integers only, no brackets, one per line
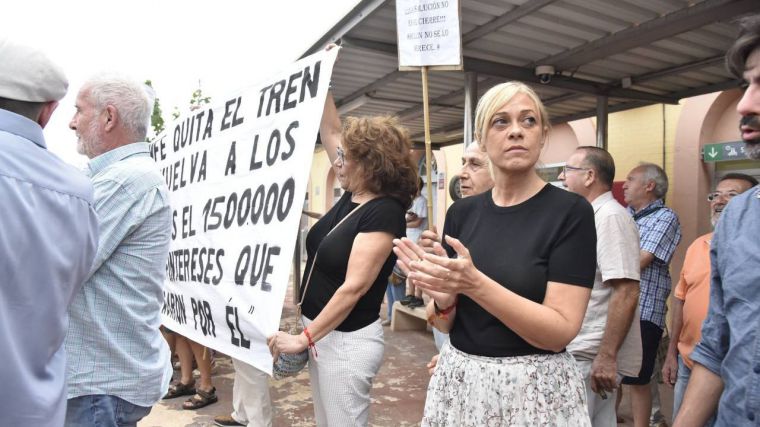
64,74,172,426
0,38,98,427
621,162,681,427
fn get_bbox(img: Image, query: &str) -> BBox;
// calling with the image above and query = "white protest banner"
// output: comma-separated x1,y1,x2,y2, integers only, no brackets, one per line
152,48,338,375
396,0,462,69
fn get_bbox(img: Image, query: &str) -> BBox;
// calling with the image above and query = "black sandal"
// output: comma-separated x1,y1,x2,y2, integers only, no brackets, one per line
163,380,195,399
182,387,218,410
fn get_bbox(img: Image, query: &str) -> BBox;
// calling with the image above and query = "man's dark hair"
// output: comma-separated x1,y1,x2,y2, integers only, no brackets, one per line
720,172,759,188
577,146,615,189
726,14,760,78
0,97,44,121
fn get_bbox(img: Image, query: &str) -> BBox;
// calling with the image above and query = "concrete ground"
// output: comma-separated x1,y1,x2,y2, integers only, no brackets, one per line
142,285,673,427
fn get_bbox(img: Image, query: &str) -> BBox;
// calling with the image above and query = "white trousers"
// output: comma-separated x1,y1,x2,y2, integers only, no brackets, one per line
231,358,273,427
303,316,384,427
575,358,619,427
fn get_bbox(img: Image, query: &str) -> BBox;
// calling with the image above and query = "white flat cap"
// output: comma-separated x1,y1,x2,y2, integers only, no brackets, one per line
0,38,68,102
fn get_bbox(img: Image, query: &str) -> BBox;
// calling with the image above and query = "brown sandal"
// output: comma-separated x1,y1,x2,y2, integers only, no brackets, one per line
162,380,195,399
182,387,218,410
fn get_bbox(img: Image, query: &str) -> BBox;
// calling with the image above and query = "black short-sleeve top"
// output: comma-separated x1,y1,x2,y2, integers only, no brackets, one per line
442,184,597,357
300,192,406,331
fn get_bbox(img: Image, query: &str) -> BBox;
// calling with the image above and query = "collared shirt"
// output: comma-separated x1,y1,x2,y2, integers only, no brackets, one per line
628,199,681,329
673,232,712,369
691,186,760,425
66,142,173,407
0,109,98,427
568,191,642,377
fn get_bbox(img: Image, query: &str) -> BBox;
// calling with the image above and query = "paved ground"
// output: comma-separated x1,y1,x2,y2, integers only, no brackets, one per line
141,285,673,426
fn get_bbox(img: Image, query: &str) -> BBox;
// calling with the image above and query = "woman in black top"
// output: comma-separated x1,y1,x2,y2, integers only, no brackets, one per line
394,82,597,426
268,90,417,426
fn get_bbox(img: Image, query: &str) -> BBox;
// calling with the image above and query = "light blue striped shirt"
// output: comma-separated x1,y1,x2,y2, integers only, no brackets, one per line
66,142,173,407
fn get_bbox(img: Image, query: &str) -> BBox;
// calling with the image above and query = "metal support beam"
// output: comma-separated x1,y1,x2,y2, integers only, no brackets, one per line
672,79,743,99
633,55,725,84
551,100,651,125
596,96,608,150
539,0,759,70
463,72,478,146
464,57,679,104
343,36,680,104
462,0,559,44
397,77,501,122
412,122,461,140
552,79,744,125
335,69,406,109
301,0,388,57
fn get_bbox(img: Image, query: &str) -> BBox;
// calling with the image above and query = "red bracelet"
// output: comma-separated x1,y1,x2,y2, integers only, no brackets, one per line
435,298,458,316
303,327,318,358
429,297,457,324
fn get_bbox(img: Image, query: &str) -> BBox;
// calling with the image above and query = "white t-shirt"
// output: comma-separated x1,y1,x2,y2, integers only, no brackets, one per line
567,191,643,377
406,194,428,243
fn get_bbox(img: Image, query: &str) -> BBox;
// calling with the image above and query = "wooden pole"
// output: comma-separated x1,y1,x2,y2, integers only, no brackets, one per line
421,66,434,230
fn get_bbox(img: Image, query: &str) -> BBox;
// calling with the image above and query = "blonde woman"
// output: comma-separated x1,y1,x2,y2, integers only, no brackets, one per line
395,81,596,426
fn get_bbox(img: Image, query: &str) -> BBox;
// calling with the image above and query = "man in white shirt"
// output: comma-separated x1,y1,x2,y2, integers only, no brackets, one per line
560,146,642,426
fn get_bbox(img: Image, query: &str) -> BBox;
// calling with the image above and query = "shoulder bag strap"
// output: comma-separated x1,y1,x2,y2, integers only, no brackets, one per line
296,198,373,313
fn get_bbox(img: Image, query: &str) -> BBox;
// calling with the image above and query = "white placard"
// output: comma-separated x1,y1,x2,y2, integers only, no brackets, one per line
396,0,462,68
152,48,338,375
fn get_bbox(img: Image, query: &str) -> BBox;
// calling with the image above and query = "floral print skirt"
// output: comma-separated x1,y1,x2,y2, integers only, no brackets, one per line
422,343,591,427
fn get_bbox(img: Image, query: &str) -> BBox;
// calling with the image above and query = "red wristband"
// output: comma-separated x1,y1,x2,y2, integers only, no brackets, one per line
428,297,457,325
435,297,458,316
303,327,318,358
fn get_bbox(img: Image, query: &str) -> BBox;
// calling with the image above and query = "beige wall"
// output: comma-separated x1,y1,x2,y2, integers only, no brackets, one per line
605,103,683,203
542,123,577,164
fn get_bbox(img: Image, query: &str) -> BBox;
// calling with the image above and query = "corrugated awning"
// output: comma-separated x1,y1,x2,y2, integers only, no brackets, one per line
302,0,758,145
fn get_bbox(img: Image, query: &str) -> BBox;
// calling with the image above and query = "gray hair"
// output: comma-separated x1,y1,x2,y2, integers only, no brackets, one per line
82,73,151,142
637,162,668,199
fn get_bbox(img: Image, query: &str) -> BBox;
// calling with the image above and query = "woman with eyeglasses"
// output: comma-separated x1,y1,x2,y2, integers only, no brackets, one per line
268,87,418,426
394,81,597,426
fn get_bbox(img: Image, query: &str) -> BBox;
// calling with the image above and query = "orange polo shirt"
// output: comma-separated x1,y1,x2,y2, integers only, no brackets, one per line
674,232,712,369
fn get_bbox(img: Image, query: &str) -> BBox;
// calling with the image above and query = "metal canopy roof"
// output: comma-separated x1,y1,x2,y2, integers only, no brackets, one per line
303,0,759,145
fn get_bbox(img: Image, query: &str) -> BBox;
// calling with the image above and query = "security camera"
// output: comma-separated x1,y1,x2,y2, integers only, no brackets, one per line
535,65,555,85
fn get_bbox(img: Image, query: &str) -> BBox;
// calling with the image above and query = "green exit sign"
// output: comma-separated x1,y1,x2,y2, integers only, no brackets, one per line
703,141,750,162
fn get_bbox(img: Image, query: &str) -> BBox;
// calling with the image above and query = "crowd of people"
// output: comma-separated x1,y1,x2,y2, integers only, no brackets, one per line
1,13,759,427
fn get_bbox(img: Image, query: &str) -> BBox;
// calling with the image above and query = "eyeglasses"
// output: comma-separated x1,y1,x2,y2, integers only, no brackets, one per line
707,191,740,202
336,147,345,164
562,165,590,175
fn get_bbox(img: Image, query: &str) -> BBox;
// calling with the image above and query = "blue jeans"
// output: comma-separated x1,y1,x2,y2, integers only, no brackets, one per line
673,355,716,426
65,395,152,427
385,279,406,319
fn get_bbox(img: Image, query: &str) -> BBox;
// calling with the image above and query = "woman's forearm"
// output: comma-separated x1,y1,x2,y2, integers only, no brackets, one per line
468,276,589,352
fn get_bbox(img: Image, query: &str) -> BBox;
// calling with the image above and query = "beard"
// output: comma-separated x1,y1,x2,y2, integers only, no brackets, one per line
740,115,760,160
711,211,720,228
76,120,103,158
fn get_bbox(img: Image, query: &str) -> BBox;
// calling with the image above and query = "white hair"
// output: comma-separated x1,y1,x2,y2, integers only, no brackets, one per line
82,73,152,142
637,162,669,199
